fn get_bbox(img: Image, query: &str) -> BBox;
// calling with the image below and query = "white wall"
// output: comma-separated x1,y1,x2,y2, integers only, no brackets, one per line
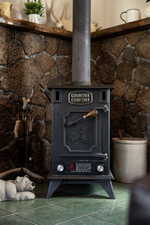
105,0,145,28
0,0,147,28
48,0,146,28
91,0,145,28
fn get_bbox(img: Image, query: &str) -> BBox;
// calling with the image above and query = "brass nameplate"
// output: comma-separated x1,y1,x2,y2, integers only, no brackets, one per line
68,91,93,105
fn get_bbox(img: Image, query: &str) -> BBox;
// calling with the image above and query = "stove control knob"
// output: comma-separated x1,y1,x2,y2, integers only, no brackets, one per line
97,165,104,173
57,164,64,172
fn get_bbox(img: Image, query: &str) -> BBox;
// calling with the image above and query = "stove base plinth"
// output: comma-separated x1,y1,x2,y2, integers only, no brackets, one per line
47,175,115,199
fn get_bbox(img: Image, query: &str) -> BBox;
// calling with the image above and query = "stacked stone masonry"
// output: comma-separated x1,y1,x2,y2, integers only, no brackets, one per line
0,25,150,174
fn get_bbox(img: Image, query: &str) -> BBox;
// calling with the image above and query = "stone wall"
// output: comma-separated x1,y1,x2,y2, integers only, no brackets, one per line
0,26,72,174
0,25,150,174
92,30,150,139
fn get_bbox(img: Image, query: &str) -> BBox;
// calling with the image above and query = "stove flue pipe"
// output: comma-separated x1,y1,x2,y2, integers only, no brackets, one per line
72,0,91,86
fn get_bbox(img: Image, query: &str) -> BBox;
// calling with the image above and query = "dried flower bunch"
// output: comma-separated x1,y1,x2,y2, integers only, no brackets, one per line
24,0,44,16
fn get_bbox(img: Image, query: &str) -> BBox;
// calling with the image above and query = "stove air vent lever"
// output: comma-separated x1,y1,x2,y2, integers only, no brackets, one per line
65,109,98,127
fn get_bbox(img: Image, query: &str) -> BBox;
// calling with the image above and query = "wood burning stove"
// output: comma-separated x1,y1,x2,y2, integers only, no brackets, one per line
46,87,114,198
46,0,115,199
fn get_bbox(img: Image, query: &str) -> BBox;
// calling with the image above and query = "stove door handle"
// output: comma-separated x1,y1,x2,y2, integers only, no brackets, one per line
96,153,108,160
97,105,109,112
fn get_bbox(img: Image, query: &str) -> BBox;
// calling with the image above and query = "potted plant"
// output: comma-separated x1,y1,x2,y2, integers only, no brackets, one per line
24,0,44,24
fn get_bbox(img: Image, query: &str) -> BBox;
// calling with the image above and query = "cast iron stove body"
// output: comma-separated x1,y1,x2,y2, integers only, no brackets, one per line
47,0,114,199
51,87,110,175
47,87,114,199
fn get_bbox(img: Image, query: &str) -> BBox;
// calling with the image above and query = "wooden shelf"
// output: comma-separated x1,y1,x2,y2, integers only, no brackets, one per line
0,16,150,39
92,17,150,39
0,17,72,38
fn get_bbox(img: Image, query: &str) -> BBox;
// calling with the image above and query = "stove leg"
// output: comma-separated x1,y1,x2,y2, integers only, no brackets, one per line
100,180,115,199
47,180,62,198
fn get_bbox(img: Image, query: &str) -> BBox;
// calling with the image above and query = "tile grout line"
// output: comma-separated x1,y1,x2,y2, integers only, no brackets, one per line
1,212,40,225
47,202,72,210
1,213,17,218
0,206,17,213
0,213,39,225
49,200,117,213
4,204,59,225
54,197,121,225
54,207,115,225
0,204,55,218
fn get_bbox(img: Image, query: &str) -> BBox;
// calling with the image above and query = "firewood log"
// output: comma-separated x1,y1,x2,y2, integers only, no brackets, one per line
0,168,45,180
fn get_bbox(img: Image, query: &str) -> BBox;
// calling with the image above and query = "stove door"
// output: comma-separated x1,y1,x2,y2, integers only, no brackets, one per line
64,110,98,153
51,88,111,175
52,104,109,156
52,105,110,175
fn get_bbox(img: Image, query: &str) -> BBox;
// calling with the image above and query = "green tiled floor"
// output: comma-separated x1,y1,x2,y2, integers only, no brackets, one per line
0,182,129,225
